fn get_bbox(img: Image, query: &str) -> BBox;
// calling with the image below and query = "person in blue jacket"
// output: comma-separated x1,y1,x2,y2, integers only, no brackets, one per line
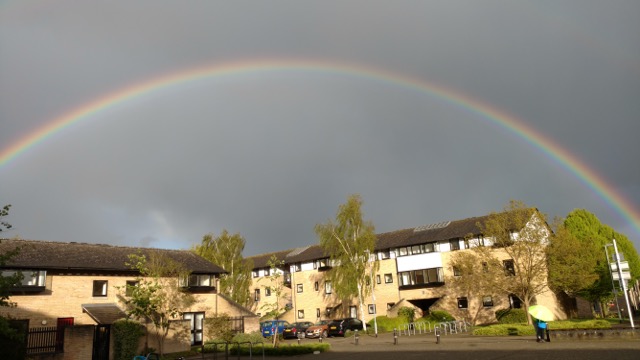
534,318,547,342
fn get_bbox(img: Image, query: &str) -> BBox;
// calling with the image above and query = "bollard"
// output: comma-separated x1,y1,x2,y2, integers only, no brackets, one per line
435,327,440,344
354,329,359,345
319,336,323,343
393,328,398,345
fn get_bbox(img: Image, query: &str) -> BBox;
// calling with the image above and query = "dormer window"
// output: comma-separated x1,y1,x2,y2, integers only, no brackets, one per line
180,274,216,292
314,258,332,271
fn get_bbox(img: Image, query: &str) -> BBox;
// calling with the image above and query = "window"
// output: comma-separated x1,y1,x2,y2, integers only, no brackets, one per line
411,245,422,255
449,239,460,251
2,270,47,291
254,289,260,302
423,243,436,253
325,281,332,294
384,273,393,283
368,304,376,314
298,310,305,319
316,308,321,318
314,281,319,291
380,250,390,259
387,302,395,310
264,267,271,276
314,258,331,269
125,280,139,297
297,284,303,293
376,275,381,284
180,274,214,288
365,277,370,286
252,270,259,278
294,263,301,272
265,287,271,297
93,280,108,297
452,266,461,277
482,296,494,307
398,247,408,256
457,297,468,309
509,294,522,309
503,260,516,276
398,268,444,287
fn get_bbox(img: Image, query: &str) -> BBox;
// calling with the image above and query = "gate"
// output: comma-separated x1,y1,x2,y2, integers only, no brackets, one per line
92,324,110,360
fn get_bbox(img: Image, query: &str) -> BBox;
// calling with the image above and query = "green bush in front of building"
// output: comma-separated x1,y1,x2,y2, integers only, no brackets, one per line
495,308,527,324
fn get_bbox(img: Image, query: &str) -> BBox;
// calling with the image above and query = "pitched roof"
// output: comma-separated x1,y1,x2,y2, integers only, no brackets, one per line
0,239,226,274
247,211,538,267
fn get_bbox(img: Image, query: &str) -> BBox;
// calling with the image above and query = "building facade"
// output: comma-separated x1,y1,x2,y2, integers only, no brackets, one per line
248,211,568,326
0,239,257,357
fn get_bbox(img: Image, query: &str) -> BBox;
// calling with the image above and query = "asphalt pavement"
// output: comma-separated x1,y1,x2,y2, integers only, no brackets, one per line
188,331,640,360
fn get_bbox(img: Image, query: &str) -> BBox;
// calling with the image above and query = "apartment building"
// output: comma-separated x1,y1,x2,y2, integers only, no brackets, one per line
0,239,257,357
249,211,567,326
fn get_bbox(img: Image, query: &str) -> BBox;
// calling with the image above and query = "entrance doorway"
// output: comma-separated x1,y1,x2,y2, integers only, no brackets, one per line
183,312,205,345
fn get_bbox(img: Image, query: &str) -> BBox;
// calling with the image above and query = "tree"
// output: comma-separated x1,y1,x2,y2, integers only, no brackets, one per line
117,252,196,356
478,200,550,325
0,205,11,232
547,217,600,302
447,241,506,325
193,230,253,307
315,194,377,332
0,203,23,346
258,254,288,347
1,204,21,308
562,209,640,314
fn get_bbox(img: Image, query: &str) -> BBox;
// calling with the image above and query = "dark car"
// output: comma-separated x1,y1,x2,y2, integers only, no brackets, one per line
261,320,290,338
327,318,363,337
283,321,314,339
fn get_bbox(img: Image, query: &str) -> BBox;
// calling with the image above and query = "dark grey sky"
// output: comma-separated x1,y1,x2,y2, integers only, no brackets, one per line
1,1,639,255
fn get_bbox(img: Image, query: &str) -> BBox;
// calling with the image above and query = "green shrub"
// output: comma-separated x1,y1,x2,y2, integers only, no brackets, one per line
495,308,527,324
473,324,534,336
547,320,611,330
204,342,330,356
204,313,234,342
112,319,145,360
424,310,455,322
398,307,416,323
231,331,265,344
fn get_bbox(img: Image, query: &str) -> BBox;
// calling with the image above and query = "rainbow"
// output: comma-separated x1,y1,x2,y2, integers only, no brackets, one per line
1,58,639,236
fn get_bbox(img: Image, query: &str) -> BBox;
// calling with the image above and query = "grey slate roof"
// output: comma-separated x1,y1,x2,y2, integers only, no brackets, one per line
247,212,532,269
0,239,226,274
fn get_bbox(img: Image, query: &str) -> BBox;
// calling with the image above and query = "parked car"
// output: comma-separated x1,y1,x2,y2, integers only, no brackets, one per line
327,318,363,337
261,320,290,338
283,321,314,339
304,320,332,338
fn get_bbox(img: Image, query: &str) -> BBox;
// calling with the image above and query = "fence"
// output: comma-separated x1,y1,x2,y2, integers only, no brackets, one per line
26,326,60,354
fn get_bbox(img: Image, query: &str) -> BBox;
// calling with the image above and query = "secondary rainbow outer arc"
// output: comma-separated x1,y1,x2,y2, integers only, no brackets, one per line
1,59,638,236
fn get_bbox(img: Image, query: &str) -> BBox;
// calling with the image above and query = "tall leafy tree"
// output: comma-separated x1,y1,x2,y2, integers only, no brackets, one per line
563,209,640,313
117,252,195,356
479,200,550,324
258,255,288,348
547,217,600,303
315,194,377,331
193,230,253,306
